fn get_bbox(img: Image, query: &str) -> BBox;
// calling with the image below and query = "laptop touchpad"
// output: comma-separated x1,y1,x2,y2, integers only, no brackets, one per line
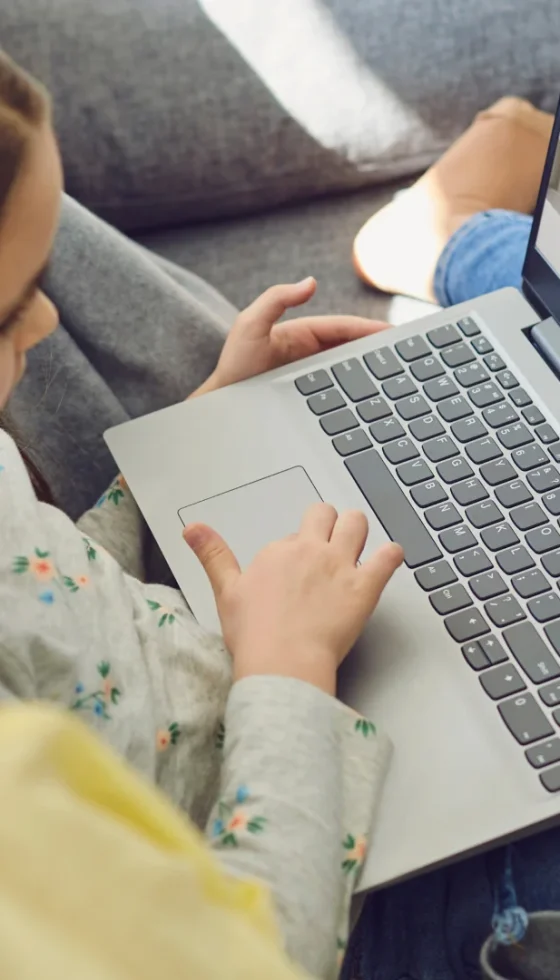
178,465,321,580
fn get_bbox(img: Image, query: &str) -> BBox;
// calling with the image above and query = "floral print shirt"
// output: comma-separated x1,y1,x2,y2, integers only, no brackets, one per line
0,431,390,979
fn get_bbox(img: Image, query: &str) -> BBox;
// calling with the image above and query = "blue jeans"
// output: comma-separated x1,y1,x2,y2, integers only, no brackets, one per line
346,210,560,980
433,208,532,307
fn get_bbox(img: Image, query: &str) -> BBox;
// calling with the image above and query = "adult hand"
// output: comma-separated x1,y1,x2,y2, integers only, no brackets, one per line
196,278,389,394
184,503,403,695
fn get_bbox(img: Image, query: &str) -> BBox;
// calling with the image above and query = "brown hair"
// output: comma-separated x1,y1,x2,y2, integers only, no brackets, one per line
0,53,52,501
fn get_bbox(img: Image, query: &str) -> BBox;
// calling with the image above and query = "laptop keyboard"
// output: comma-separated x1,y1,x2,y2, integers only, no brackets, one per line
295,315,560,793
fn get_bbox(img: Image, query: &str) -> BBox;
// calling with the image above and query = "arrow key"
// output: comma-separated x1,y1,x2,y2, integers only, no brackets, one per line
480,664,526,700
479,634,508,665
462,641,489,671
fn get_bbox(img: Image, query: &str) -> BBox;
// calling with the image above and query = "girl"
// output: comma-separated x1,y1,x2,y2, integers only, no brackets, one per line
0,52,403,979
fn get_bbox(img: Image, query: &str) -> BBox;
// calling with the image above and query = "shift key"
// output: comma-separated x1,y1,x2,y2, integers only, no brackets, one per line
345,449,441,567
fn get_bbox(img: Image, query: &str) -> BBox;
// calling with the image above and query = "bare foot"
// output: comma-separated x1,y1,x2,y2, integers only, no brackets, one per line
353,97,553,302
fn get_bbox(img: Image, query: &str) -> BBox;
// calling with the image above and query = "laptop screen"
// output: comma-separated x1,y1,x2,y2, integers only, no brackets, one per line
523,95,560,323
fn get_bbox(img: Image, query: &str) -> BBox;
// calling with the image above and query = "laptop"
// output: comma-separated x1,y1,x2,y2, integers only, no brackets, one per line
106,98,560,893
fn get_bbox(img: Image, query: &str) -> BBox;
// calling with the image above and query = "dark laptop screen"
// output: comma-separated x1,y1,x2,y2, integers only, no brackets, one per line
523,95,560,323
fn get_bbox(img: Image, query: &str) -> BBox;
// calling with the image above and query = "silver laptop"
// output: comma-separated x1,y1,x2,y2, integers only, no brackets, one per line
106,99,560,893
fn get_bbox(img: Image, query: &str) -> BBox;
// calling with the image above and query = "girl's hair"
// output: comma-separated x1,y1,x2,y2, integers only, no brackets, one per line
0,53,53,502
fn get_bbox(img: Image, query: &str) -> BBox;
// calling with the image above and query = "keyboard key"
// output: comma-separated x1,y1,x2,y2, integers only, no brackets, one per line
480,634,509,664
424,376,460,401
526,739,560,768
542,550,560,577
537,423,559,444
425,502,462,531
545,621,560,655
415,561,457,591
469,382,502,408
364,347,404,381
483,403,519,428
526,525,560,554
332,359,377,402
440,525,478,554
497,422,534,450
540,765,560,792
469,570,508,600
410,356,445,382
497,370,519,390
454,547,492,577
383,375,418,400
295,370,332,395
482,523,519,551
357,396,392,423
510,501,547,531
512,444,549,471
333,429,372,456
509,388,531,408
543,490,560,516
549,443,560,463
497,546,535,575
395,335,431,362
523,406,546,426
452,478,489,506
466,437,502,465
445,608,490,643
472,336,493,355
462,641,490,670
539,680,560,707
409,415,445,442
411,480,448,508
455,363,490,387
307,389,346,415
320,409,358,436
452,417,488,443
485,352,506,372
438,395,473,423
428,324,462,348
397,458,434,486
396,395,431,421
499,694,553,745
466,500,503,529
424,435,459,463
441,343,475,368
437,457,474,484
485,594,526,627
512,569,550,599
480,664,526,700
504,622,560,684
480,458,517,487
457,316,480,337
383,438,419,465
495,480,532,508
528,592,560,622
369,417,406,444
345,449,442,567
529,466,560,493
430,583,472,615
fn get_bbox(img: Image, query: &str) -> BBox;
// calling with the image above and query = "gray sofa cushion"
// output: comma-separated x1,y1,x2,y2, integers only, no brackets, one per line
3,0,559,231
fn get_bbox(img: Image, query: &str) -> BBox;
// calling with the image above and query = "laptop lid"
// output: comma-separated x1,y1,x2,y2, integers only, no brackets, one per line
523,93,560,322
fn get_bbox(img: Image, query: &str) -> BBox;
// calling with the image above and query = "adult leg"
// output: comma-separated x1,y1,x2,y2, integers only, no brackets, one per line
353,97,552,303
345,826,560,980
9,195,236,518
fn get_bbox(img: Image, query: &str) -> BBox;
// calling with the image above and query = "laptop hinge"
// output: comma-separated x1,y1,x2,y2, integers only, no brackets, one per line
530,316,560,380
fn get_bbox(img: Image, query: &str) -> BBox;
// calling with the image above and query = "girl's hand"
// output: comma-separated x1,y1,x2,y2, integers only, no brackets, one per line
183,504,403,696
201,278,389,392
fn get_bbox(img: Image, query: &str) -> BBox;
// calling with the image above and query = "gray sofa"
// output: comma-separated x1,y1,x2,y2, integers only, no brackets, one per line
3,0,560,321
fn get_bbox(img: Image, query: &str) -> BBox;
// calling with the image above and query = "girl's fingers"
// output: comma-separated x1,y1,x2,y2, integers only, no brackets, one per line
278,315,390,348
299,502,338,541
359,542,404,607
329,510,369,563
183,523,241,598
235,279,317,339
